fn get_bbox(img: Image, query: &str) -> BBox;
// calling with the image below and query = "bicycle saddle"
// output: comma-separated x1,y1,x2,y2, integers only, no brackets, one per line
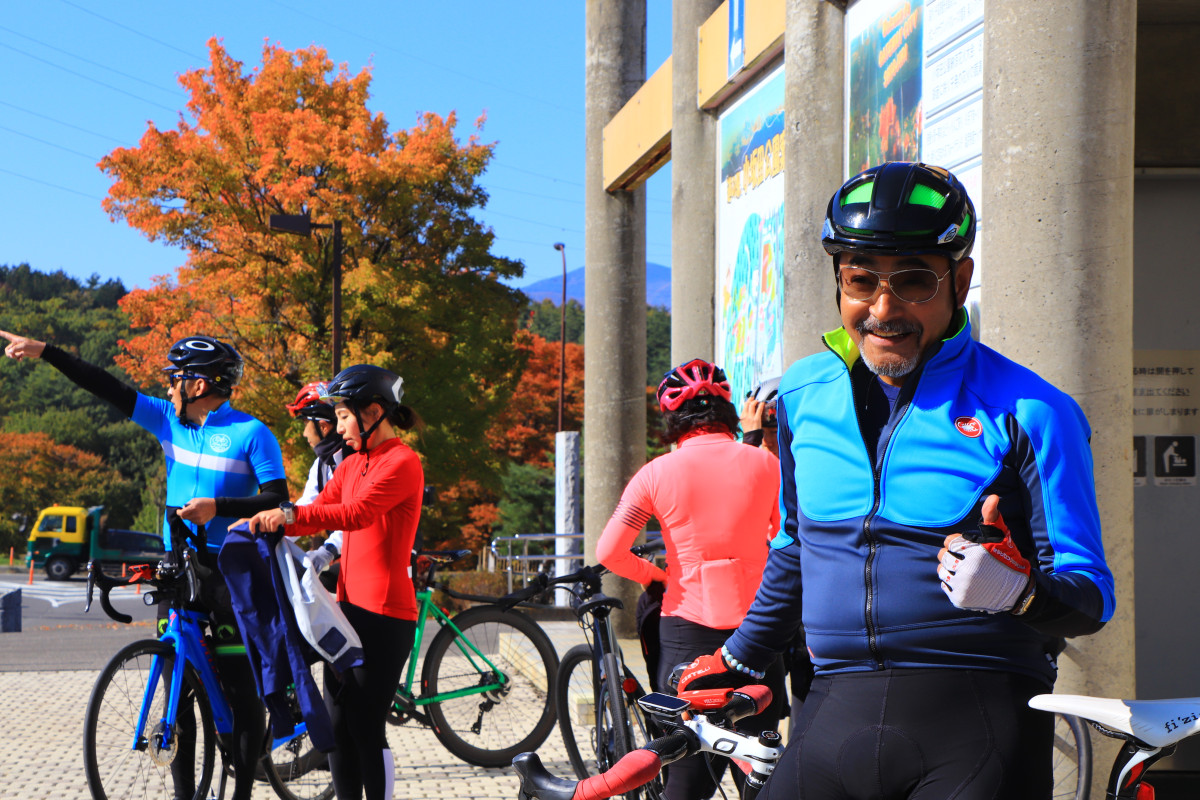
1030,694,1200,748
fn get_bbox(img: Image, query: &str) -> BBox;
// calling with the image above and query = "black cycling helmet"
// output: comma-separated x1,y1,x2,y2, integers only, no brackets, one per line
322,365,404,411
822,162,976,263
162,335,244,393
322,364,405,452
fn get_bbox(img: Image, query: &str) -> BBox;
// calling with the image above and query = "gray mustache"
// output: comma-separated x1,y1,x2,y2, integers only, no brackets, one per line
857,319,922,336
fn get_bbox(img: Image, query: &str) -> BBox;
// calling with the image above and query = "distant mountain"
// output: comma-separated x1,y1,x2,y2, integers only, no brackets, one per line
519,262,671,310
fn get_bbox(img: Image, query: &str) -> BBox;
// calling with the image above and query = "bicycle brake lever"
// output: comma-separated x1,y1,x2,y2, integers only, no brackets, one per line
183,550,200,604
85,561,96,613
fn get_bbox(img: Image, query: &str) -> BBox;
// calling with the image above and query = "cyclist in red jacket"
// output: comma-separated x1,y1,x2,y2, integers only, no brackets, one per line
597,358,784,800
246,364,423,800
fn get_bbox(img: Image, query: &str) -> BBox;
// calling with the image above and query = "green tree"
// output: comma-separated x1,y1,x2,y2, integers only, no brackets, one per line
522,298,584,344
646,305,672,385
0,264,162,530
493,461,555,545
522,299,671,388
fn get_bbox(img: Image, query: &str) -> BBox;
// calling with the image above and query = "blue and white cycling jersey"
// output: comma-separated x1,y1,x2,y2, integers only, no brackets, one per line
132,394,286,551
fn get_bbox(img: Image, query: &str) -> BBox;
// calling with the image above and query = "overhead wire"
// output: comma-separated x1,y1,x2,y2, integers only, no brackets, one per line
0,23,186,97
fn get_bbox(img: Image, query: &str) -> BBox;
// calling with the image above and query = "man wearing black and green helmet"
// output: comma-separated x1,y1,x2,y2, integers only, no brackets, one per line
680,162,1115,798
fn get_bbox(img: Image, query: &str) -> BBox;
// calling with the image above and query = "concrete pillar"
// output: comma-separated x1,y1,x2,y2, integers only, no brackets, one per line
554,431,582,607
782,0,844,364
585,0,647,633
670,0,721,364
982,3,1135,789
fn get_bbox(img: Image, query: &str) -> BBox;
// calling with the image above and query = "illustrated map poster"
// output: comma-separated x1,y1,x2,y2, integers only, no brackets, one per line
845,0,985,329
715,64,785,404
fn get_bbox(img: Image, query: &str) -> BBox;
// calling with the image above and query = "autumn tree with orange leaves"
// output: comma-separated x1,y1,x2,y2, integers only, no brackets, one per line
0,432,124,551
99,39,527,550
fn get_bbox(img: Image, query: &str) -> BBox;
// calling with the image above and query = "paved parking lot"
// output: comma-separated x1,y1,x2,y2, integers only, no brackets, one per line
0,619,617,800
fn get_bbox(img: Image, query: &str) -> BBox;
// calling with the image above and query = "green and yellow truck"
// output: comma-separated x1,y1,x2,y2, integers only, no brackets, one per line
25,505,163,580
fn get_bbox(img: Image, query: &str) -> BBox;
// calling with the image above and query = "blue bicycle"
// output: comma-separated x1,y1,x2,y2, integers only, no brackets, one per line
82,547,332,800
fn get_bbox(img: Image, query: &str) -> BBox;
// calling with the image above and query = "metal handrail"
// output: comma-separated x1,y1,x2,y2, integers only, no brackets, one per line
489,531,664,599
490,532,584,596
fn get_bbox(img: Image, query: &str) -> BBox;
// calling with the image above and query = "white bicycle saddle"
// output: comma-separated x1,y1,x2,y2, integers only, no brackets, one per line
1030,694,1200,748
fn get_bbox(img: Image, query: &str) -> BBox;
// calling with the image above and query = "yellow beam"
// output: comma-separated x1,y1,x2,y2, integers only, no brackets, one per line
698,0,786,110
602,57,673,192
601,0,786,192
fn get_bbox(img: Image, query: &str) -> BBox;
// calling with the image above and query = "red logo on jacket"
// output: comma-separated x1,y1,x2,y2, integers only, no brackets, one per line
954,417,983,438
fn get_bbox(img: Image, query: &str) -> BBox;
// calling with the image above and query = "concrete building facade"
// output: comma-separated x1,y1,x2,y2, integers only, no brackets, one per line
585,0,1200,792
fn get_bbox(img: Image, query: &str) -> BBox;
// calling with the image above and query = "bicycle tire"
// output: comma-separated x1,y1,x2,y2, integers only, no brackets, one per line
555,644,665,799
1052,712,1092,800
422,605,559,767
84,639,216,800
599,650,633,765
261,663,334,800
556,644,599,779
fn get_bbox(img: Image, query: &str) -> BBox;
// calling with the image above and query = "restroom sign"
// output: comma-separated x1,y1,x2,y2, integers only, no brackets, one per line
1154,435,1196,486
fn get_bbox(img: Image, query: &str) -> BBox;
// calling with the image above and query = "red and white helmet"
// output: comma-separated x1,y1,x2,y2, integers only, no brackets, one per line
286,380,334,422
656,358,732,412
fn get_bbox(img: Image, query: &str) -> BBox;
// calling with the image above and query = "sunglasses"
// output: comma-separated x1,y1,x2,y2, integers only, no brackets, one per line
165,372,204,388
837,266,951,304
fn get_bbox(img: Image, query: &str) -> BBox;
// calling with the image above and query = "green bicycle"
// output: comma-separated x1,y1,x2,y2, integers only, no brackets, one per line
386,550,559,767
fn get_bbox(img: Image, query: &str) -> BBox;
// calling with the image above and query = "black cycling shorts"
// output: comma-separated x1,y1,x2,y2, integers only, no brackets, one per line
759,668,1053,800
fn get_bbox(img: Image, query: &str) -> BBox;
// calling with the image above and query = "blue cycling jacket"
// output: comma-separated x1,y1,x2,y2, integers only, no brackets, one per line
725,312,1115,687
132,395,286,551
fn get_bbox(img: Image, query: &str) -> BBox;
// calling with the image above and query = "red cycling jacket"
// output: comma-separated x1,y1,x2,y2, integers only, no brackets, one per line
596,431,780,630
290,437,424,621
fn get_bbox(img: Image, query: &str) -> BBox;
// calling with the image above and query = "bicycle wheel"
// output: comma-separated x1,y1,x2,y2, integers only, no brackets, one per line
598,650,633,765
1052,712,1091,800
422,605,559,767
84,640,216,800
556,643,663,799
261,663,334,800
557,644,599,779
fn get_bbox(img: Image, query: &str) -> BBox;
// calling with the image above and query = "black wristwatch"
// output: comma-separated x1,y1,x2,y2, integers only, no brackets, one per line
280,501,296,525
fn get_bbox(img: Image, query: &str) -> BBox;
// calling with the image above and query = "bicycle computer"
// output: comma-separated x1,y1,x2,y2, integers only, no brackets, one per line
638,692,691,715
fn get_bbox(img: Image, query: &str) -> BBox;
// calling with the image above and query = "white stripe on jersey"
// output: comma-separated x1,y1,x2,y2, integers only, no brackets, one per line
162,441,254,475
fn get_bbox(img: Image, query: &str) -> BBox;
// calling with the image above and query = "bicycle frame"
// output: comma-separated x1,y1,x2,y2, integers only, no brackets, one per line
393,587,512,715
135,606,235,754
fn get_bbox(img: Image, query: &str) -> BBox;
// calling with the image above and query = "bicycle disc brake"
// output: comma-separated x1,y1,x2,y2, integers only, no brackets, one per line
148,720,178,767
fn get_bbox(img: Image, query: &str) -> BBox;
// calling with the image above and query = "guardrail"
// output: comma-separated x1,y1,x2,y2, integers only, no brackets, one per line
489,532,664,606
490,532,584,599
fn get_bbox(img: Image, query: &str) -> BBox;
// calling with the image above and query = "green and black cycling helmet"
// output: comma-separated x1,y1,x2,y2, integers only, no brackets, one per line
162,335,244,396
822,162,976,263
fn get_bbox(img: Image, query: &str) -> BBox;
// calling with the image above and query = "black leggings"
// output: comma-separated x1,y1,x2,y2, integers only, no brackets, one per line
656,616,786,800
172,652,265,800
325,601,416,800
758,669,1054,800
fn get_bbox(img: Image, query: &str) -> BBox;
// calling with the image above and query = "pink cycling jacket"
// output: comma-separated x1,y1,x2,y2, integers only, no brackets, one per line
596,431,780,629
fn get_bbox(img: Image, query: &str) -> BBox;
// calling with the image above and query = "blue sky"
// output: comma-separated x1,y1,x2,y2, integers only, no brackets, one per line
0,1,673,292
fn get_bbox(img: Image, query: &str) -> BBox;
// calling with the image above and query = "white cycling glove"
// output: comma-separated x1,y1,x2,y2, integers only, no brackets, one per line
304,542,338,574
938,498,1032,614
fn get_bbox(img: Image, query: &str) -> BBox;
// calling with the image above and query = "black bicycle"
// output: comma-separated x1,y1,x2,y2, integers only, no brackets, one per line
515,683,782,800
512,545,665,800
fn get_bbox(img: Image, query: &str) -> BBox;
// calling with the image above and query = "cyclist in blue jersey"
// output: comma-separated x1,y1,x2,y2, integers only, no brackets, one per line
678,163,1116,800
2,329,287,800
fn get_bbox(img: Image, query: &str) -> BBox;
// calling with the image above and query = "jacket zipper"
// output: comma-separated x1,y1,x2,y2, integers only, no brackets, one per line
848,359,916,670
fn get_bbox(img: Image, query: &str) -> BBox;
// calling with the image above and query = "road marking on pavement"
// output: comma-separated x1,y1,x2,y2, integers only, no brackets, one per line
0,579,143,609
